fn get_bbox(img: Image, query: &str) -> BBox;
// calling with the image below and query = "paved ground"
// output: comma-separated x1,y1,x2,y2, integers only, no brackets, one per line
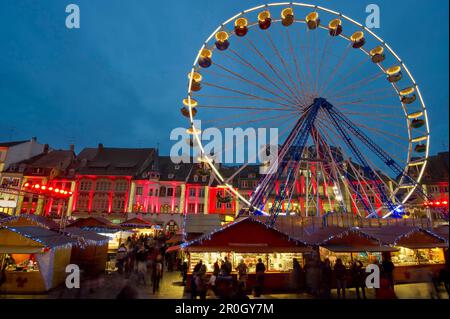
1,270,448,299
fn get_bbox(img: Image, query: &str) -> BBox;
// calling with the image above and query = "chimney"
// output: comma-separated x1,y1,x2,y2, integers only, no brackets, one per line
43,144,50,154
98,143,104,150
70,144,75,152
31,137,37,142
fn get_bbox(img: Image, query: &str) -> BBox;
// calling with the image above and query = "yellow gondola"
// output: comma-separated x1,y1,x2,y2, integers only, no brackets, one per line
400,87,416,104
328,19,342,36
188,72,202,92
370,46,385,63
386,66,402,83
234,17,248,37
199,48,212,68
306,12,320,30
351,31,365,48
258,10,271,30
215,31,230,51
281,8,294,27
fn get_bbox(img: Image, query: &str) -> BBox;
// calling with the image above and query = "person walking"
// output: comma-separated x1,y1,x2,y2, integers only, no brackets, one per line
191,260,203,299
255,258,266,291
382,254,395,289
350,260,366,299
196,264,207,300
292,258,302,291
320,258,333,299
334,258,347,299
152,254,163,294
236,259,248,289
222,257,232,276
135,244,148,286
213,259,220,277
116,244,128,275
181,259,188,286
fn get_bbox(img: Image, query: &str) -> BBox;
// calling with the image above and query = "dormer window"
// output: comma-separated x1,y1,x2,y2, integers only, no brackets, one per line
193,175,198,182
174,165,180,170
168,174,174,179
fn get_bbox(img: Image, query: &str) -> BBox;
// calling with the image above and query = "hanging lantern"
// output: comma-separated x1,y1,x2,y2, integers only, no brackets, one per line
258,10,271,30
215,31,230,51
350,31,366,48
400,87,416,104
386,66,402,83
281,8,294,27
198,48,212,68
188,72,202,92
234,17,248,37
328,19,342,36
306,12,320,30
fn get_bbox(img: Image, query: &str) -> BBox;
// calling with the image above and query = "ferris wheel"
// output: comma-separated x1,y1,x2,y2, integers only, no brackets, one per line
182,3,432,222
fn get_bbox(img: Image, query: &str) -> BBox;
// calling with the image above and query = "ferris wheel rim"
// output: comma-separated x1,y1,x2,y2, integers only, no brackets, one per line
185,2,430,217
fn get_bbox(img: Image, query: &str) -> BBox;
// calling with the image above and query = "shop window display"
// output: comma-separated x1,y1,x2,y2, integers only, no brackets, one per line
319,247,381,266
1,253,39,272
268,253,304,271
391,247,445,266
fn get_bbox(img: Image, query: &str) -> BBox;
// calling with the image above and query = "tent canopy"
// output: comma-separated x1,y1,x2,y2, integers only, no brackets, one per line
0,226,76,253
182,217,312,253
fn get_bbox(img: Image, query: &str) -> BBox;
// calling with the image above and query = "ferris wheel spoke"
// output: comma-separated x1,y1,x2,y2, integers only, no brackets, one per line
285,28,310,105
326,72,387,99
197,105,296,112
333,101,401,110
336,111,406,129
202,81,297,109
314,30,333,98
210,62,299,106
241,37,304,105
331,92,401,105
318,45,351,96
324,58,371,98
223,49,299,104
259,30,305,104
214,111,297,129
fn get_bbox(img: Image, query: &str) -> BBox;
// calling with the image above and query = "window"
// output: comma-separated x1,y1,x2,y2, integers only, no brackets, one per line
248,173,256,178
252,181,258,188
112,196,125,212
175,186,181,197
155,189,159,197
95,180,112,191
76,195,89,211
79,180,92,191
198,203,205,213
241,181,249,188
92,194,109,211
188,203,196,213
167,188,174,197
189,188,196,197
201,175,207,182
226,201,232,209
168,174,174,179
160,186,166,197
193,175,198,182
136,187,143,195
148,189,153,196
115,180,128,192
198,188,205,198
216,201,222,209
174,165,180,170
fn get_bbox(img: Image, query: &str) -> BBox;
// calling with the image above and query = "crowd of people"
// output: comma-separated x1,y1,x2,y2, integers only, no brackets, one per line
115,233,167,294
186,254,405,299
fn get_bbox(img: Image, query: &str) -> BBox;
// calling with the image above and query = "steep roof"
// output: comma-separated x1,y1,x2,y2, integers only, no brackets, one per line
1,226,77,249
76,147,156,177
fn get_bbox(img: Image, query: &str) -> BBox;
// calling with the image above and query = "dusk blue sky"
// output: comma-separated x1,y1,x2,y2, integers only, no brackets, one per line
0,0,448,155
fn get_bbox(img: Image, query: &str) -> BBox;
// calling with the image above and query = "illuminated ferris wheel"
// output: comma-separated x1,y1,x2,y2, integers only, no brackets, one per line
182,3,432,222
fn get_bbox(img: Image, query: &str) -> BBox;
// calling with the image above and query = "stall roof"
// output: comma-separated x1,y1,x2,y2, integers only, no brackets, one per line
432,226,449,243
359,227,448,249
119,217,153,228
63,227,110,244
67,217,118,230
166,234,183,244
0,226,77,253
0,214,60,230
181,217,312,253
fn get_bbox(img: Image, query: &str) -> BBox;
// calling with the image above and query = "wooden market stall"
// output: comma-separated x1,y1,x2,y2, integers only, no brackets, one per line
0,226,76,294
119,217,155,238
62,227,110,276
361,227,448,283
182,217,312,293
0,214,60,230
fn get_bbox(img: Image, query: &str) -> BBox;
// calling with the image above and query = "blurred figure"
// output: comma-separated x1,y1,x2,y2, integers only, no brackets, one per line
116,244,128,275
320,258,332,299
235,259,248,289
350,260,366,299
255,258,266,292
382,254,395,289
334,258,347,299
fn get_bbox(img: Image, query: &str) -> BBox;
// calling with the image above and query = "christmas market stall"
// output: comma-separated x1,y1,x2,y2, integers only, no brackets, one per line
181,217,312,293
0,214,60,230
0,226,76,294
67,217,120,252
299,226,398,267
62,227,110,276
361,227,448,283
119,217,155,238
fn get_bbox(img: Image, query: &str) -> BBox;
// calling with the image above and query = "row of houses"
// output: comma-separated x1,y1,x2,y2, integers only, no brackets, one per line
0,138,448,222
